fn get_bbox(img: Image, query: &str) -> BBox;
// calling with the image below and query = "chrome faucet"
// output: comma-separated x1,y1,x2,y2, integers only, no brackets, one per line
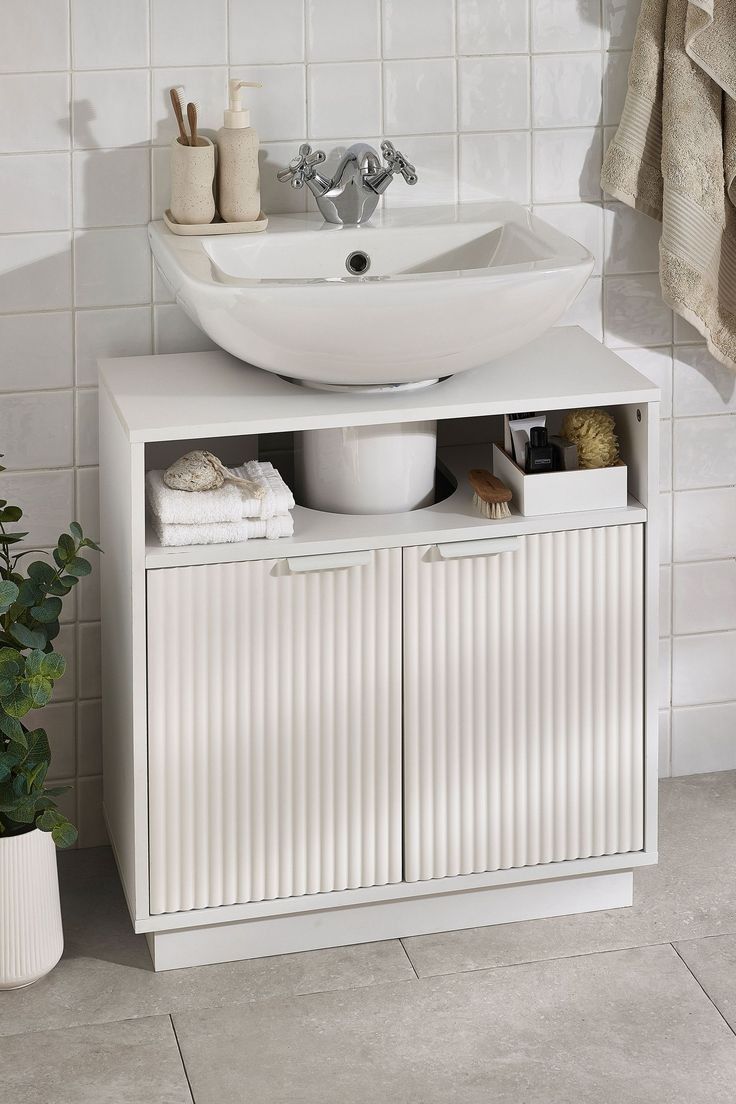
277,140,418,225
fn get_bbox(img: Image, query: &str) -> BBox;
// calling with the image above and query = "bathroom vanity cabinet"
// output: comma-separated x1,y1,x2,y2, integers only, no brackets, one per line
99,326,660,971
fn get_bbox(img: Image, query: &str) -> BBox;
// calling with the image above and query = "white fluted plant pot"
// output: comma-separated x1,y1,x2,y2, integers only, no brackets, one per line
0,828,63,989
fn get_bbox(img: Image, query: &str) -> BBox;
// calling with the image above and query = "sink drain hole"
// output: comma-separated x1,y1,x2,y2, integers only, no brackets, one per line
346,250,371,275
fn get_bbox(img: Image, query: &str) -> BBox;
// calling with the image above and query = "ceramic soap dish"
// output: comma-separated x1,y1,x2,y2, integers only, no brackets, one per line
163,210,269,236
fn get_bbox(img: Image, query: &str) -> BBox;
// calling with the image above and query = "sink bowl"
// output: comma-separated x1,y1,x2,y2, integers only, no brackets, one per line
148,202,593,388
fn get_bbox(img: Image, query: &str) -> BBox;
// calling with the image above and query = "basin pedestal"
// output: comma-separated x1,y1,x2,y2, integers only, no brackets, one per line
296,421,438,514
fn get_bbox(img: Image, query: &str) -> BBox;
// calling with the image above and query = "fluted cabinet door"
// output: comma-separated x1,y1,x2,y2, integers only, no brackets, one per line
403,526,645,883
147,550,402,915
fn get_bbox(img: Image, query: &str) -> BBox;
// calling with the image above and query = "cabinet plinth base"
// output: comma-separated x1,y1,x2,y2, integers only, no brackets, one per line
144,871,633,972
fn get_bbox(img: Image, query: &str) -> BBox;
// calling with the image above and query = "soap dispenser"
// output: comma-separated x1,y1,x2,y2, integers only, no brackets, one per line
217,79,262,223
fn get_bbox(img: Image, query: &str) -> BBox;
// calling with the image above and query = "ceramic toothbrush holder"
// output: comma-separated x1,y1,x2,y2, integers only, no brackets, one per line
170,136,216,226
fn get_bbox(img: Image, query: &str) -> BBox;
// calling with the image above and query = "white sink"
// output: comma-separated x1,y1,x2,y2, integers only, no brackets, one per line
148,202,593,389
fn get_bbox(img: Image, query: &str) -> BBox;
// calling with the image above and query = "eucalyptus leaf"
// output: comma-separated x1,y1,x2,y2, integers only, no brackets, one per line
30,596,62,623
0,533,27,545
27,561,56,587
69,522,83,540
1,685,33,718
57,533,75,560
9,623,46,650
39,652,65,679
0,713,25,746
0,580,19,613
24,675,52,708
65,557,91,578
0,506,22,523
16,578,42,607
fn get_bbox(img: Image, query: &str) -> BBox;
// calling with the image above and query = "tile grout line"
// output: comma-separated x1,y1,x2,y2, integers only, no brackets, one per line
670,942,736,1039
399,937,420,979
169,1014,197,1104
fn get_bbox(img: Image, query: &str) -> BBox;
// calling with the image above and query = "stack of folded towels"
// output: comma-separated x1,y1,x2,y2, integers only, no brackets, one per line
146,460,295,547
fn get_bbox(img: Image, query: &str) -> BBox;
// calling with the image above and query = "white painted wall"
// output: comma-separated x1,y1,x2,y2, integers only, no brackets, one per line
0,0,733,844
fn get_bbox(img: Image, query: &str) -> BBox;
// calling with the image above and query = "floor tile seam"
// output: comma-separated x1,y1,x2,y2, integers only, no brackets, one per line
670,942,736,1040
398,938,420,979
169,1014,197,1104
402,936,701,981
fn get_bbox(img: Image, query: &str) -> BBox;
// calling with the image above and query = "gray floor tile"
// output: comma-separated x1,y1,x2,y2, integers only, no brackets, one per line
675,933,736,1033
0,846,414,1038
404,771,736,977
172,943,736,1104
0,1015,192,1104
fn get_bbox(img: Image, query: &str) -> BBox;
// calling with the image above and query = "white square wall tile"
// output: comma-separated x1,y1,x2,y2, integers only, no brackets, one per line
672,702,736,776
659,636,671,708
0,153,70,234
532,202,603,274
0,0,70,72
383,0,454,59
555,276,602,340
0,392,74,471
658,710,671,777
673,488,736,562
309,63,381,139
76,389,99,467
459,57,530,132
615,347,673,419
673,416,736,491
383,135,457,208
674,313,702,344
461,132,530,204
0,470,74,547
0,74,70,152
73,149,150,228
672,631,736,707
604,202,661,275
674,560,736,636
75,306,152,386
154,304,218,355
660,417,672,491
660,491,672,564
384,59,456,136
532,0,602,52
533,128,602,202
230,66,306,143
0,232,72,313
457,0,529,55
151,0,227,66
30,702,76,782
307,0,380,61
77,699,102,776
72,0,149,69
674,346,736,416
72,70,149,149
259,144,309,215
0,313,73,392
660,565,671,637
603,50,631,127
604,0,640,50
230,0,305,64
76,466,100,537
78,550,101,621
78,621,101,700
532,54,602,129
52,624,76,703
151,67,228,145
74,227,151,308
604,274,672,347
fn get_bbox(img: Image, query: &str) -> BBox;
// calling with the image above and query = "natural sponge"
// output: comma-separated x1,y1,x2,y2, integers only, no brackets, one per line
561,409,619,470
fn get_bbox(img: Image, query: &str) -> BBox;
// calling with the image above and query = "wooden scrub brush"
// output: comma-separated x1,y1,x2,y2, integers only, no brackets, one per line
469,468,512,520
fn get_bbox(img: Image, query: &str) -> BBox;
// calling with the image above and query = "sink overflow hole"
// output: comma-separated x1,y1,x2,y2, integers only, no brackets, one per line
346,250,371,275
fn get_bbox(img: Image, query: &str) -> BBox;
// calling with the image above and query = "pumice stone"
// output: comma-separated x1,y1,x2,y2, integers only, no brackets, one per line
164,450,264,496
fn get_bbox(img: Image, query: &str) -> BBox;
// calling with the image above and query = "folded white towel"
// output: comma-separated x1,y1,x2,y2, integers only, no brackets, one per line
233,461,296,519
146,468,243,525
146,461,295,525
152,512,294,548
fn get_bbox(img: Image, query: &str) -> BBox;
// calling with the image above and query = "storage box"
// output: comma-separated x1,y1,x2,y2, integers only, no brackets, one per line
492,443,628,516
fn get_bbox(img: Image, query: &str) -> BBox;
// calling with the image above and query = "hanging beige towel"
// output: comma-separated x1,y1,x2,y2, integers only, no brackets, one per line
601,0,736,369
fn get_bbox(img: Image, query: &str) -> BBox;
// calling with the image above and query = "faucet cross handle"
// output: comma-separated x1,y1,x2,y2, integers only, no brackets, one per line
380,140,418,186
276,143,327,189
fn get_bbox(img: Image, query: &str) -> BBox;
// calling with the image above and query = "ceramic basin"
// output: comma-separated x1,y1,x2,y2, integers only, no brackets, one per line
148,202,593,388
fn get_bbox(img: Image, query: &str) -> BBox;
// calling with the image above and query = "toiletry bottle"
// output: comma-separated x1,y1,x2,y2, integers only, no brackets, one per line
217,79,262,223
525,426,556,473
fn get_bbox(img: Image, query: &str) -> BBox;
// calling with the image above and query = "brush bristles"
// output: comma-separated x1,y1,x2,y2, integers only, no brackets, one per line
473,491,511,520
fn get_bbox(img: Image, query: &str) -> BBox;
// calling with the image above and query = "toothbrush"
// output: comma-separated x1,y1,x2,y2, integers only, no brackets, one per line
187,101,199,147
169,86,188,145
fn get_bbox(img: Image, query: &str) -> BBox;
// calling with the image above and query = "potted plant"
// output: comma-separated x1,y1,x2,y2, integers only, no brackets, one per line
0,458,100,988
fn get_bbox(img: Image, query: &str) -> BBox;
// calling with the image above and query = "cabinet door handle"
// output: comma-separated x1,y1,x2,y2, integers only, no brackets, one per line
284,550,372,574
429,537,520,561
